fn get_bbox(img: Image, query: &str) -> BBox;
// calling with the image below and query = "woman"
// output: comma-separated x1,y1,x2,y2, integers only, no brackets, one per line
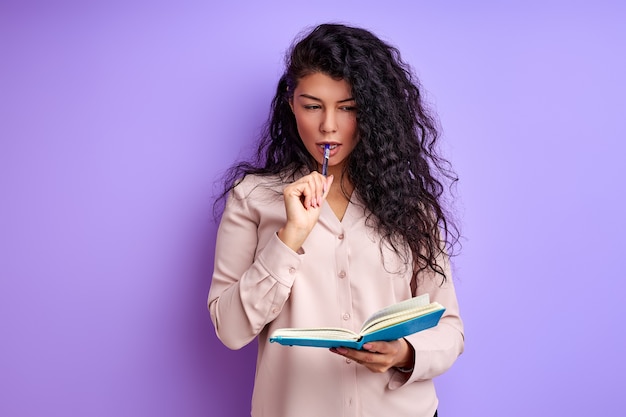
208,23,464,417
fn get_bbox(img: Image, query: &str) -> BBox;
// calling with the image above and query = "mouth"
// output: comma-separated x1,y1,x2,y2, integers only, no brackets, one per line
318,144,339,150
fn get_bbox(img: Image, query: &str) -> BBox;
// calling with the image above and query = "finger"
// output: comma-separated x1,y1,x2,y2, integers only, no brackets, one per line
333,346,381,359
295,178,317,209
306,173,326,207
309,173,332,205
322,174,334,198
301,182,314,208
307,177,320,208
284,181,311,209
338,348,377,365
330,348,392,373
332,345,401,374
311,173,327,207
362,342,389,354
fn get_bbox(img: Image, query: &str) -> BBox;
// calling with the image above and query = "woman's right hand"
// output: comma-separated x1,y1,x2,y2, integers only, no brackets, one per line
277,172,334,252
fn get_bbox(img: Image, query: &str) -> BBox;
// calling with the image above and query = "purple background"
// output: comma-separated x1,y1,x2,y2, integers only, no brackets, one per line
1,1,625,416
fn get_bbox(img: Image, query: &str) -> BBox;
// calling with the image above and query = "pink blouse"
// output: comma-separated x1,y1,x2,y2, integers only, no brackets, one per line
208,173,464,417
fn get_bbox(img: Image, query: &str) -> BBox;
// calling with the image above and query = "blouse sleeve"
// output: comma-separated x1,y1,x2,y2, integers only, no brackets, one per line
389,255,465,388
207,184,301,350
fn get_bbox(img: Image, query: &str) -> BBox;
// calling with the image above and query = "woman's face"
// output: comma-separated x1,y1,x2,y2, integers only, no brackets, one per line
290,72,358,175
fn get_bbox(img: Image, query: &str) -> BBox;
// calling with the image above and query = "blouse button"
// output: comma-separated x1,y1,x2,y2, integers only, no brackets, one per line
345,358,352,364
338,271,346,279
342,313,350,321
288,267,296,274
338,233,344,240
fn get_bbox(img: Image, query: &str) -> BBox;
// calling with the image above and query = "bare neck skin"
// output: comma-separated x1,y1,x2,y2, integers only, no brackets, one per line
322,166,353,221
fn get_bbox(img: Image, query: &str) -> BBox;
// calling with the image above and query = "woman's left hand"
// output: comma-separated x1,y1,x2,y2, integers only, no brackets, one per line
330,338,414,374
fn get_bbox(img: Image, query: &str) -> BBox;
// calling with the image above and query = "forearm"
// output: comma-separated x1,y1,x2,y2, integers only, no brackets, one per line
403,317,464,381
209,234,301,349
209,277,289,349
390,256,465,387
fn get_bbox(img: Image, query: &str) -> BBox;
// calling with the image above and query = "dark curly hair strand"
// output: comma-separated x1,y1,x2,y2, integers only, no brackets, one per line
218,23,460,282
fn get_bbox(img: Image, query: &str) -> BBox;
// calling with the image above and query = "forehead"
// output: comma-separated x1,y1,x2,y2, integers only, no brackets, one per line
294,72,353,99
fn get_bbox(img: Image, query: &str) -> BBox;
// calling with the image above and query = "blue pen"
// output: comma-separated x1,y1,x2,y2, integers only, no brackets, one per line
322,144,330,176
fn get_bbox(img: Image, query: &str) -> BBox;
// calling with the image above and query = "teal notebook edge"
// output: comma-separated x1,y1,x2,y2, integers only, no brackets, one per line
269,307,445,350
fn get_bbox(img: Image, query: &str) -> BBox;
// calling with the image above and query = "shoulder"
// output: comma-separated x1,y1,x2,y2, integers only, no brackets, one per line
227,173,293,216
223,168,310,220
224,173,299,224
231,173,285,199
231,168,308,198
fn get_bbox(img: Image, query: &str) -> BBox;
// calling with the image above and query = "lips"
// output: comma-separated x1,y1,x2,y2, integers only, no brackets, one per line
318,143,340,158
318,143,338,150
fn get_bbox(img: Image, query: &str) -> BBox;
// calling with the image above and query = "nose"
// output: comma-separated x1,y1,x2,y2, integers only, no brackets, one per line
320,109,338,133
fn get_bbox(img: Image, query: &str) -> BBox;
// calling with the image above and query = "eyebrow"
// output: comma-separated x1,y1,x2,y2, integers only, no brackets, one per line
298,94,355,103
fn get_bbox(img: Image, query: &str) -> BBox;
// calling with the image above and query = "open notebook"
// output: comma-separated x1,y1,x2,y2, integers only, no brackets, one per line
269,294,445,349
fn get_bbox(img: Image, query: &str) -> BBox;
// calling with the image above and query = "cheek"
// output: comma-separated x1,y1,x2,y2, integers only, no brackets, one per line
295,115,317,138
344,118,358,138
339,113,357,131
349,120,358,134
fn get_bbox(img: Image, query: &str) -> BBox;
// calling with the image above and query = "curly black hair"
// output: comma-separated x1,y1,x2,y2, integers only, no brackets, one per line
217,23,460,282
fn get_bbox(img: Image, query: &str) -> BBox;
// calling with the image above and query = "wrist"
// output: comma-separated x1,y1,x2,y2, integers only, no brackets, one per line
395,338,415,371
277,227,307,253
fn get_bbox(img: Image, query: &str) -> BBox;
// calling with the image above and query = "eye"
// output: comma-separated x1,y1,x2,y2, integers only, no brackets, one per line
303,104,321,110
340,106,357,112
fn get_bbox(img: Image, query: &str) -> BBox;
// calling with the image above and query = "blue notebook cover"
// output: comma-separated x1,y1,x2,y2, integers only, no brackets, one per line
269,301,445,350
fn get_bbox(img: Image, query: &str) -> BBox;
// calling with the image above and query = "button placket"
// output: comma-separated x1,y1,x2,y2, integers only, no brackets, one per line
335,226,355,358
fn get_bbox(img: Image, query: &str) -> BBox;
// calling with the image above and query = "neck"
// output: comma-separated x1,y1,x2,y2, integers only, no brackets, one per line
330,172,354,198
323,170,353,221
318,162,352,192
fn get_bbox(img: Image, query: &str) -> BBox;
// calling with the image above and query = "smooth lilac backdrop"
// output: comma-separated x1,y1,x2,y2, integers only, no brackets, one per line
1,1,624,416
